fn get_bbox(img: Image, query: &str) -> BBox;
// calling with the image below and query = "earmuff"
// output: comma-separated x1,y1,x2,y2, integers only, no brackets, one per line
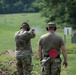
46,26,49,31
20,22,30,31
46,26,57,31
26,25,30,31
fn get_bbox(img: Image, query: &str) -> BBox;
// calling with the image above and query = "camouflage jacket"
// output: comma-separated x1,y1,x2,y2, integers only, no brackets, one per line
15,29,36,58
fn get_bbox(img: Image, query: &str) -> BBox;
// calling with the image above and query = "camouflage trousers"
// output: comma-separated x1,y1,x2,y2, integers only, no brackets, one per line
16,56,33,75
42,58,61,75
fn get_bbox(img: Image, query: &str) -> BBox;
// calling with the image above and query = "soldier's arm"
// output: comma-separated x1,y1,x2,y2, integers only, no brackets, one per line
38,45,43,62
14,31,19,41
29,29,36,38
61,45,68,68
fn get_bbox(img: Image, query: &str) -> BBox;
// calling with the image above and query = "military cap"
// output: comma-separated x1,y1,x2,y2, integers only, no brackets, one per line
47,22,56,27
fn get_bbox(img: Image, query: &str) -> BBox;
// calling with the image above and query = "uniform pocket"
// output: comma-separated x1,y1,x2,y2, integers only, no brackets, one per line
53,58,62,63
27,63,33,72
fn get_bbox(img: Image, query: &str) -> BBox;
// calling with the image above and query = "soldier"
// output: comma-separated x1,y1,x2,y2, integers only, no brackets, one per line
15,22,36,75
38,22,68,75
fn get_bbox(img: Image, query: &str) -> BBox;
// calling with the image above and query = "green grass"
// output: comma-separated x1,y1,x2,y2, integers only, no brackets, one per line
0,13,46,54
61,54,76,75
32,54,76,75
0,56,16,74
0,13,76,75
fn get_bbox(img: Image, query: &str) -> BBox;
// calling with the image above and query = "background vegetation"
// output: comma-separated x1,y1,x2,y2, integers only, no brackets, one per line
0,13,76,75
0,0,76,75
36,0,76,28
0,0,40,13
0,0,76,28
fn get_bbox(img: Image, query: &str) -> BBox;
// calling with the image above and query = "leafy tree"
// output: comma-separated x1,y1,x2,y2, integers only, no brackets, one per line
66,0,76,28
37,0,76,28
0,0,40,13
13,1,24,13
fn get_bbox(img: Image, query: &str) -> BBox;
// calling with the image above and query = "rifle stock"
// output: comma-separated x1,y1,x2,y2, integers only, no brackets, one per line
41,57,50,67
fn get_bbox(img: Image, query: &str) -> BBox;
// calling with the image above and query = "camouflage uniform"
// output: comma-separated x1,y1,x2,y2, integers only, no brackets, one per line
15,29,36,75
38,22,64,75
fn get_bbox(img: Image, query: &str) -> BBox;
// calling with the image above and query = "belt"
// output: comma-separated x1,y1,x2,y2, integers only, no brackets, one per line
44,55,60,58
44,55,49,57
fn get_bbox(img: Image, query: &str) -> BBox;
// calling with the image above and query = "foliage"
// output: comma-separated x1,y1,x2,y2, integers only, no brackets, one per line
37,0,76,29
0,56,16,74
0,0,40,14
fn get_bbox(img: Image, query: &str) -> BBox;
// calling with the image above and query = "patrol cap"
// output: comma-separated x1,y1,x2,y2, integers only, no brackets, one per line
47,22,56,28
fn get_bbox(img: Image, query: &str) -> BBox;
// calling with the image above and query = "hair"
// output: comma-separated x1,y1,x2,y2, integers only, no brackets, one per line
20,22,30,31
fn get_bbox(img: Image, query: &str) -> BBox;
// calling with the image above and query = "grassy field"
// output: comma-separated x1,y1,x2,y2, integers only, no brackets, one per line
0,13,76,75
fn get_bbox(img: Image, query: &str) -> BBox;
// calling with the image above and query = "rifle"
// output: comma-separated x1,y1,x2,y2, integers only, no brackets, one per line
41,57,50,67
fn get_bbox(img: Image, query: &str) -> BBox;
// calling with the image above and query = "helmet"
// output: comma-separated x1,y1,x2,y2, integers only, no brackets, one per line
20,22,30,31
46,22,57,31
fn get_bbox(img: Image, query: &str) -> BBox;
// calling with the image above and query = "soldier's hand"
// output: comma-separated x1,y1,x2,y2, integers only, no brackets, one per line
40,61,42,64
32,29,35,31
40,59,46,65
63,61,68,68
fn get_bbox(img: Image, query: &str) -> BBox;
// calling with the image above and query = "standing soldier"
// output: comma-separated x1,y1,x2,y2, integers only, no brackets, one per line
15,22,36,75
38,22,68,75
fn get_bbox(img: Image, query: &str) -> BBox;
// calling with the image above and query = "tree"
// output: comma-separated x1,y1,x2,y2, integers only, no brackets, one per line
37,0,76,28
66,0,76,28
0,0,40,13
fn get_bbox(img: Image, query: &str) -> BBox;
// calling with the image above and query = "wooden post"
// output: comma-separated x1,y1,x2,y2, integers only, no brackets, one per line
64,35,66,43
4,17,6,24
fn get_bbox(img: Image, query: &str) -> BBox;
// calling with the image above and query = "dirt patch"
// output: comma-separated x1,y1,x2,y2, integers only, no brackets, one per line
5,50,15,56
1,50,15,56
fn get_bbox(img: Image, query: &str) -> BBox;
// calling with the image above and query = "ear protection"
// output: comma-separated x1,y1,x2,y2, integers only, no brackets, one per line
20,22,30,31
46,26,57,31
26,25,30,31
